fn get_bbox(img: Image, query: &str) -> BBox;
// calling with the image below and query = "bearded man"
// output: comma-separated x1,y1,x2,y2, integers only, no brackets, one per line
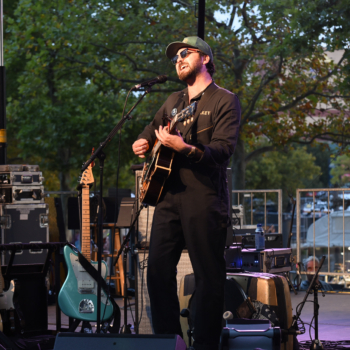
132,36,241,350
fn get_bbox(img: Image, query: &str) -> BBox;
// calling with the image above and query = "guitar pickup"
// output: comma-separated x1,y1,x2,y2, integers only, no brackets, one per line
78,280,95,291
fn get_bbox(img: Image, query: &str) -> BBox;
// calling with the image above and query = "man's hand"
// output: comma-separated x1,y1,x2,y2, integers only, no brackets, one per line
155,126,191,154
132,138,149,158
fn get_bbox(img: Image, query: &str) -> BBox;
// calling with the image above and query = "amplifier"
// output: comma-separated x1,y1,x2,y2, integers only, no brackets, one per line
225,245,243,272
241,248,292,273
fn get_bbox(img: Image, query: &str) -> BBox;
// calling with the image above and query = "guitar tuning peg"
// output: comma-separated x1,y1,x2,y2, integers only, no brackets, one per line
191,117,193,122
183,120,187,126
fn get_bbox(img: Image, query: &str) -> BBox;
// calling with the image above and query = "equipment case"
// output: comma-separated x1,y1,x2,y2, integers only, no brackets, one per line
1,203,49,265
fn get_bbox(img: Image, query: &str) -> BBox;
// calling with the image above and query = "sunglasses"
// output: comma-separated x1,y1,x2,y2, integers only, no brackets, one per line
171,48,202,65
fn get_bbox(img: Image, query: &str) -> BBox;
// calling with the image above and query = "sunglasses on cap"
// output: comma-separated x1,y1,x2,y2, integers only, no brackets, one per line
171,48,202,65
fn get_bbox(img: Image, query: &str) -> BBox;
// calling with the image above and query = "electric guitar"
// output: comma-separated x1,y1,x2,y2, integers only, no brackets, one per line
140,102,197,206
58,165,114,322
0,263,16,333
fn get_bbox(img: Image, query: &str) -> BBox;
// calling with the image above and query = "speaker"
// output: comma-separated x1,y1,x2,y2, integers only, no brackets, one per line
53,333,186,350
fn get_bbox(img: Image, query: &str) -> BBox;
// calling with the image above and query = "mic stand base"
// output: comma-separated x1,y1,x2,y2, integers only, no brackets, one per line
310,339,324,350
121,324,132,334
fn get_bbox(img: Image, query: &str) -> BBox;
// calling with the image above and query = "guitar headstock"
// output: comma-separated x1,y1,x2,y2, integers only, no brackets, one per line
80,165,94,187
173,101,197,127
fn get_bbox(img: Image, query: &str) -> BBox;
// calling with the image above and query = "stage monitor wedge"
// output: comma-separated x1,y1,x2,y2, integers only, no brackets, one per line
53,333,186,350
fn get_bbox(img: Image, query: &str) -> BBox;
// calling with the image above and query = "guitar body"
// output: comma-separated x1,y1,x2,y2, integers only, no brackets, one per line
141,143,174,206
0,280,15,332
58,245,114,322
140,102,197,206
0,280,15,311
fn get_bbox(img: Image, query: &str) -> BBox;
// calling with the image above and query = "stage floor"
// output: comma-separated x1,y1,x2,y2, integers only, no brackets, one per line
48,292,350,342
291,291,350,342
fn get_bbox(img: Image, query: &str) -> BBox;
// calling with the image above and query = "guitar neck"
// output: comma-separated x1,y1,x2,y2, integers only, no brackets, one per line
169,116,180,132
81,186,91,261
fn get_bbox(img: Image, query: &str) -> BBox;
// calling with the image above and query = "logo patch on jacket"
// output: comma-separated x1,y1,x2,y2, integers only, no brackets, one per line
200,111,211,116
171,108,178,117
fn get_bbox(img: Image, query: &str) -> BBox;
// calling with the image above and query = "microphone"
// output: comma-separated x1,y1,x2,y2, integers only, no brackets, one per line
134,75,167,89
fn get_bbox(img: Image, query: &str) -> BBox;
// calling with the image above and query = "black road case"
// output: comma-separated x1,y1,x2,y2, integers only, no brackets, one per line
1,203,49,265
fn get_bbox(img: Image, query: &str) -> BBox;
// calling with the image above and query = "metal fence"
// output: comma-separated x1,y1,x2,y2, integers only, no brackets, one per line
232,189,283,233
296,188,350,286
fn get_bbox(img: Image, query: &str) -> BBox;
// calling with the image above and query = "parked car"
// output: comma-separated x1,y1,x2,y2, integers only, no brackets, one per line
302,202,332,216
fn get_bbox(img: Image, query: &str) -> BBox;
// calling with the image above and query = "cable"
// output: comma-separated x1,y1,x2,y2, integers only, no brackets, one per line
298,340,350,350
308,315,316,341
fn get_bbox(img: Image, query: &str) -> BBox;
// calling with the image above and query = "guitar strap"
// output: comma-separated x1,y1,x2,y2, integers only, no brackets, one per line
68,243,121,333
181,84,221,141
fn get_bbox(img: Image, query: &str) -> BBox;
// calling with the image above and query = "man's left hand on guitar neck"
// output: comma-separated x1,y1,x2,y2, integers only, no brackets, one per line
155,125,203,161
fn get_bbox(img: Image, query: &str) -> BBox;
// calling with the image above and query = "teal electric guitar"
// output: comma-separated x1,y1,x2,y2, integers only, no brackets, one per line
58,165,114,322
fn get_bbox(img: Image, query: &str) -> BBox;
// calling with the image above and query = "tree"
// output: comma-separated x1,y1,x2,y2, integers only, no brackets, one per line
4,0,350,192
330,154,350,187
245,144,322,208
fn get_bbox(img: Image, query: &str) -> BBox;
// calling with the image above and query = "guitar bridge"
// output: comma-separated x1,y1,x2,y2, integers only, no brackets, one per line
79,289,94,294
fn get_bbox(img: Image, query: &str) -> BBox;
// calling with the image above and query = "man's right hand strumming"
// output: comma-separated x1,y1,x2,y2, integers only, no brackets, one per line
132,138,149,158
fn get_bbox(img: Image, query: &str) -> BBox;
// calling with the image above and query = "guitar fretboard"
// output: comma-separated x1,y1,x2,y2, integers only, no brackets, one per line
81,186,91,261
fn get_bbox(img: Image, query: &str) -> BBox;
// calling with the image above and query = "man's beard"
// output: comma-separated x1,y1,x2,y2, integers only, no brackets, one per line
177,61,202,81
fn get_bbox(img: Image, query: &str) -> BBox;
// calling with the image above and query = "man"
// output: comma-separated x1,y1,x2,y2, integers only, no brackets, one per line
300,256,333,291
132,36,241,350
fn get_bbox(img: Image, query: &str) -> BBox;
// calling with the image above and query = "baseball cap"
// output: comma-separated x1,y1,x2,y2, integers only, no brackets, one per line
165,36,213,62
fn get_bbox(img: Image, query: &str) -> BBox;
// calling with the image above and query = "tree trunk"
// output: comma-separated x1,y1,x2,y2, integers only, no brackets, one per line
58,148,72,242
231,137,245,204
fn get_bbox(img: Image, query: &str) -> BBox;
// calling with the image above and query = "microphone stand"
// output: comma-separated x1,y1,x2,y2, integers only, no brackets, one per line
285,193,297,295
290,255,326,349
81,86,152,333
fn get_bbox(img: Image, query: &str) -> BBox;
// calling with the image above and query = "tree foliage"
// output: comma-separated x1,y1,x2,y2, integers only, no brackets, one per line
330,154,350,187
245,144,322,207
4,0,350,192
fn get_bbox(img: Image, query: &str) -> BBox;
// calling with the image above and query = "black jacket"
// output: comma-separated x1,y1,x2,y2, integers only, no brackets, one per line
138,82,241,224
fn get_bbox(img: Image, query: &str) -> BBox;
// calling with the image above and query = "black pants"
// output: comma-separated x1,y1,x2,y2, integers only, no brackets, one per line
147,187,227,350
